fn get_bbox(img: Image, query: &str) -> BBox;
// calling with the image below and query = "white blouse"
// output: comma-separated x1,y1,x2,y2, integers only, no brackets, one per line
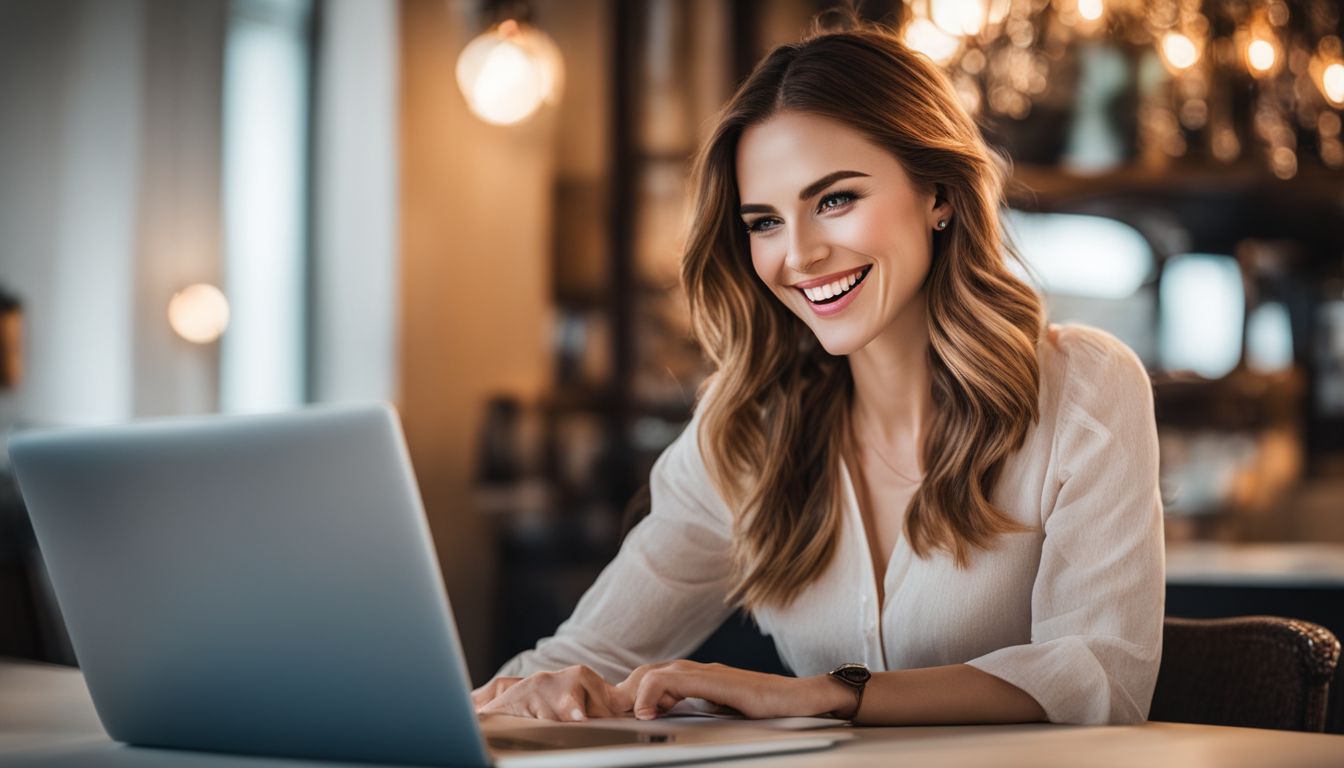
496,323,1165,725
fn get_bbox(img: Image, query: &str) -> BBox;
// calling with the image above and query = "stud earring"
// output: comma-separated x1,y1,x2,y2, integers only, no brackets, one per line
935,219,948,230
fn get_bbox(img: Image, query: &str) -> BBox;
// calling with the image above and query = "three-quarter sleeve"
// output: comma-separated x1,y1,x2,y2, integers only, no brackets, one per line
494,408,738,683
966,327,1165,724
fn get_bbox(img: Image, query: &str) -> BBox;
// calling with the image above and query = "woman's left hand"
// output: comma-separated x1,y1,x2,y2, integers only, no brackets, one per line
616,660,843,720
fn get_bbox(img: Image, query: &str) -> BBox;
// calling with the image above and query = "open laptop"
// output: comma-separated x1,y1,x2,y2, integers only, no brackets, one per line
7,403,847,767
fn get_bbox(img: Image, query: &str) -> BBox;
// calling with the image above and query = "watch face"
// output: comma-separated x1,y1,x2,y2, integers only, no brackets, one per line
833,663,871,685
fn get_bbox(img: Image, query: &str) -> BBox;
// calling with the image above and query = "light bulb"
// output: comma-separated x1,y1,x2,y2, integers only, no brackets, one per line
1247,38,1277,73
1161,32,1200,71
987,0,1011,25
168,284,230,344
1323,62,1344,105
931,0,987,37
456,19,564,126
1078,0,1104,22
905,17,961,64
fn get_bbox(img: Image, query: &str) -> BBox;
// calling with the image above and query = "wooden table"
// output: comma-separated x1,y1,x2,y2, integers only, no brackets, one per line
3,660,1341,767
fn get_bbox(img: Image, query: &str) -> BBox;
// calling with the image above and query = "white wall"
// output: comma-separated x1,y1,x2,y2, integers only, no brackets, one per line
0,0,229,428
0,0,146,427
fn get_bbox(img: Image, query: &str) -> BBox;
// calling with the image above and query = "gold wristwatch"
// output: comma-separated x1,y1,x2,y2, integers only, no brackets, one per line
827,662,871,720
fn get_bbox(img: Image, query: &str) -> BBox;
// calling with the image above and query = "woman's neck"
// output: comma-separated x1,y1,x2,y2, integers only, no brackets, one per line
847,288,935,449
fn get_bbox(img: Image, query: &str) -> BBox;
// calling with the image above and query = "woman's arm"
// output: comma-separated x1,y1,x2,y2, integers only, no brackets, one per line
813,664,1045,723
620,660,1045,723
476,408,737,719
963,328,1165,724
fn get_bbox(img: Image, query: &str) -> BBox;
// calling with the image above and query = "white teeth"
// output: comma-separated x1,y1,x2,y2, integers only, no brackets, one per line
802,268,866,303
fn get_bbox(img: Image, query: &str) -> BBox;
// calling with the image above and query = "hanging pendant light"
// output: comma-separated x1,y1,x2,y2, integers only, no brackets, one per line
456,17,564,126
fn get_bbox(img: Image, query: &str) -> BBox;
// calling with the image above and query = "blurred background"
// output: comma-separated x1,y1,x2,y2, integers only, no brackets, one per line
2,0,1344,690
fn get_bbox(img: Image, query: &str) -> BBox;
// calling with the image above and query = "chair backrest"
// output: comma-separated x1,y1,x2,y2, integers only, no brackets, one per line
1330,663,1344,734
1151,616,1341,732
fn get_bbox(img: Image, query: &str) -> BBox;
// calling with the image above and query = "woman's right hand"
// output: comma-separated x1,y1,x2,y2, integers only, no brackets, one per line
471,676,521,710
473,666,632,721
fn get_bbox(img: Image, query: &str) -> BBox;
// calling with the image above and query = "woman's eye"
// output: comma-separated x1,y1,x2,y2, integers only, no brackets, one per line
744,217,780,234
743,192,858,235
818,190,857,212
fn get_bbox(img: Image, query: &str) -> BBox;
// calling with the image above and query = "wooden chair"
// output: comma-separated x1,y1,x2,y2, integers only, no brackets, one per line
1151,616,1341,732
1329,663,1344,734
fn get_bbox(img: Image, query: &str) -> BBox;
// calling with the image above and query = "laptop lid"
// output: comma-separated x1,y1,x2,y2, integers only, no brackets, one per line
9,403,491,767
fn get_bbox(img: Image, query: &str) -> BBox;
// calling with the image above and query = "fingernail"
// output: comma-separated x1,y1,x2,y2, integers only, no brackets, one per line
636,708,655,720
570,708,584,721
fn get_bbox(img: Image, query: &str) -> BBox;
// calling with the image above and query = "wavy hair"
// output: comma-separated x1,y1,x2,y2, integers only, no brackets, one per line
682,22,1045,610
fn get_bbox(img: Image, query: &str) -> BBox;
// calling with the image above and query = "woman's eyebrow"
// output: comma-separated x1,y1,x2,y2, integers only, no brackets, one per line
738,170,870,215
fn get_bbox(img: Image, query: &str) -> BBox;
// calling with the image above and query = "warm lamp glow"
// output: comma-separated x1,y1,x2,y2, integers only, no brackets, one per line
931,0,988,38
168,284,230,344
1078,0,1104,23
456,19,564,126
987,0,1011,25
1323,62,1344,105
1247,38,1277,73
1161,33,1200,71
905,17,962,64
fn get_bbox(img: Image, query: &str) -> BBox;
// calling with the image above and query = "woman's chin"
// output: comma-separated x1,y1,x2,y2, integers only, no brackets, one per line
810,326,870,357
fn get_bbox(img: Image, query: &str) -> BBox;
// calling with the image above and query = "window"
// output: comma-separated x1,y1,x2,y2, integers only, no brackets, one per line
1245,301,1293,373
1005,210,1157,362
219,0,312,413
1159,253,1245,378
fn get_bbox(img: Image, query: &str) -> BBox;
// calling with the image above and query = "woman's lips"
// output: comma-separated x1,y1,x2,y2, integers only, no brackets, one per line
793,265,869,290
797,265,872,317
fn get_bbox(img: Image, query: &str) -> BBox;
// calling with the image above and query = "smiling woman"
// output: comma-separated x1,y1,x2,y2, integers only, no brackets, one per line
476,17,1163,729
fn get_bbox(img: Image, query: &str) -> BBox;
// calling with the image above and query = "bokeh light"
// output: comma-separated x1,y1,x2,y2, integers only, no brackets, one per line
1161,33,1200,71
456,19,564,126
168,284,231,344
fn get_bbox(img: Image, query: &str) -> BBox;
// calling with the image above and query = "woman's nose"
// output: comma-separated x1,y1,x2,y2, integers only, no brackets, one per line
784,221,830,274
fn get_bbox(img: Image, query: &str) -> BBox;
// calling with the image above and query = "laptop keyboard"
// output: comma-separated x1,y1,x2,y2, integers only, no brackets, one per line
488,726,675,750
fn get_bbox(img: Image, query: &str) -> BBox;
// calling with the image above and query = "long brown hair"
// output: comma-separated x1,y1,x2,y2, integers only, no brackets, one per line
682,22,1045,610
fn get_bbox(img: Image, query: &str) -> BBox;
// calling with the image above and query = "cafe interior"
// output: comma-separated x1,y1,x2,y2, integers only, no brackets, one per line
2,0,1344,758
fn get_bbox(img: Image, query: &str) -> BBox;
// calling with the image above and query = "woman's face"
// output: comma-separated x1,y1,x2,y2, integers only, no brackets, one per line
735,111,948,356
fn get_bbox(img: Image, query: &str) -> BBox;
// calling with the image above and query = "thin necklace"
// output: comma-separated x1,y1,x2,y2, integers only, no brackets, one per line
853,415,923,485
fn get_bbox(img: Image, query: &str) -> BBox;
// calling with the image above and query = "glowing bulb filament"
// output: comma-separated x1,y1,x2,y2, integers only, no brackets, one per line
455,20,564,126
1161,33,1200,71
1323,62,1344,105
1247,38,1276,72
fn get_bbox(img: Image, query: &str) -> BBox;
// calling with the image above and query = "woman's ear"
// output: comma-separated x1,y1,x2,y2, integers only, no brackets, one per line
931,185,954,231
